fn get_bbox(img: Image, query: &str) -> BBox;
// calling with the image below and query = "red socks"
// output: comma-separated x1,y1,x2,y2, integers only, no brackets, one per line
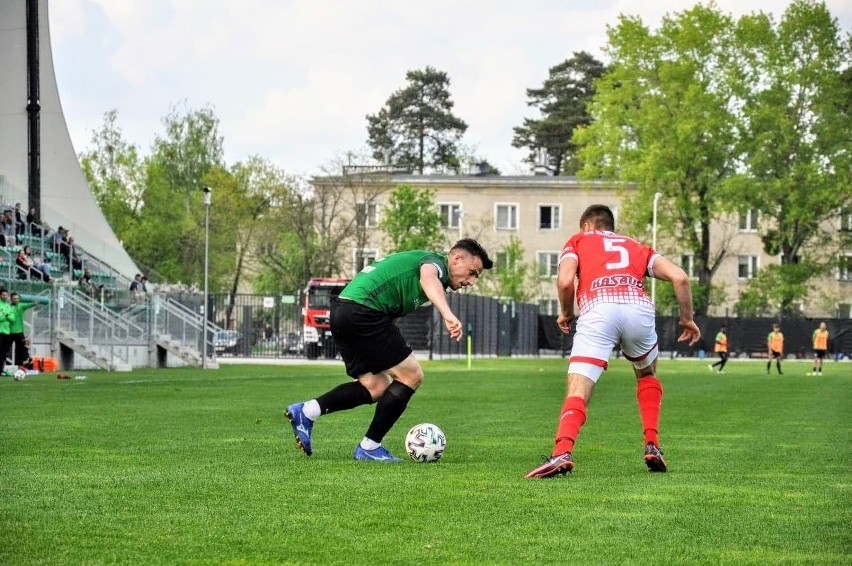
637,376,663,446
553,396,586,456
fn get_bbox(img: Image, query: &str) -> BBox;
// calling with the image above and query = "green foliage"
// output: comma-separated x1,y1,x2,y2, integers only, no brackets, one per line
653,279,727,317
575,4,741,315
366,67,468,174
479,236,536,303
724,0,851,267
379,184,446,253
734,262,821,317
79,110,145,238
512,51,605,175
1,361,849,563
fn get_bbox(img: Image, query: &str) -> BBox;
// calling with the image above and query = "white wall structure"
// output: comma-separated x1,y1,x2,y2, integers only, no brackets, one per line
0,0,138,277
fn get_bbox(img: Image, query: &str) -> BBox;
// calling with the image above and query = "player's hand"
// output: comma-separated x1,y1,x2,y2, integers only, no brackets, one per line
556,313,573,334
444,316,463,342
677,319,701,346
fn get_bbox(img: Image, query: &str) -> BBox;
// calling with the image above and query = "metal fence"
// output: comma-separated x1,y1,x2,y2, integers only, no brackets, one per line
201,292,539,360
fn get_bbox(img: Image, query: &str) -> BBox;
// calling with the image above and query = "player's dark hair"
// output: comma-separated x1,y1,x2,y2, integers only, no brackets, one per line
451,238,494,270
579,205,615,231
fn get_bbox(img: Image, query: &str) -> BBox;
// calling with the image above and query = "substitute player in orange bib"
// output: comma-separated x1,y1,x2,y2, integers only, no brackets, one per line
525,204,700,478
809,322,829,376
767,324,784,375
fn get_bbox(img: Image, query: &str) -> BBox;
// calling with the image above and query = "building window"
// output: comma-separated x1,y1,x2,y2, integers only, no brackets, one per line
680,254,698,278
494,251,513,273
840,208,852,232
438,203,462,229
738,209,759,231
839,254,852,282
538,204,560,230
258,242,277,255
537,252,559,278
538,299,559,315
495,203,518,230
838,303,852,318
737,255,759,279
356,202,378,228
353,249,377,273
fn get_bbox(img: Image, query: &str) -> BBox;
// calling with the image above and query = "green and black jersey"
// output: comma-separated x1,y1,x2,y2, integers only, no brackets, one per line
339,251,449,317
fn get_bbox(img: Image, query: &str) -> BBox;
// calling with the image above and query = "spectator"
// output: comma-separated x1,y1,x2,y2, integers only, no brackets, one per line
1,210,16,247
62,235,83,271
140,275,149,293
33,255,53,283
78,268,103,298
14,203,26,236
15,246,38,280
130,273,143,292
51,226,66,253
26,207,44,237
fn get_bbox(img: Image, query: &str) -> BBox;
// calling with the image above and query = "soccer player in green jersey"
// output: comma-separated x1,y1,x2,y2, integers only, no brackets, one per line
285,239,493,461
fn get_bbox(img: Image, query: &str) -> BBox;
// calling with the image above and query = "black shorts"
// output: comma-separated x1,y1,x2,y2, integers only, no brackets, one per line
716,351,728,361
814,349,826,359
770,350,783,360
330,298,412,378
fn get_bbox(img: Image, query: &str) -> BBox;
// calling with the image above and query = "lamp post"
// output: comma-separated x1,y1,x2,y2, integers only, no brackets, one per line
202,187,211,368
651,192,662,305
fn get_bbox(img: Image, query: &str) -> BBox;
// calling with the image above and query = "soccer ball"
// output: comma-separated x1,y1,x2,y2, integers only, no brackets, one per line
404,423,446,462
13,368,27,381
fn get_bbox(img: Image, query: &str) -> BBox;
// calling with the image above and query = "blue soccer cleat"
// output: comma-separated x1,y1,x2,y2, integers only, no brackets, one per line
285,403,314,456
354,444,403,462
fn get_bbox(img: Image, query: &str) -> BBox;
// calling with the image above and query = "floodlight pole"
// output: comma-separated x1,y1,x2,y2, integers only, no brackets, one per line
651,192,662,306
203,187,212,369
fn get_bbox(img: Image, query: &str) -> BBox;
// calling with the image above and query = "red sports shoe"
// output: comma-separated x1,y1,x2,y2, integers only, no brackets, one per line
644,442,667,472
524,452,574,479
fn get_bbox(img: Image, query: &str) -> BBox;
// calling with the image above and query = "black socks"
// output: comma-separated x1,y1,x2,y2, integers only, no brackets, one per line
366,380,416,443
316,381,373,415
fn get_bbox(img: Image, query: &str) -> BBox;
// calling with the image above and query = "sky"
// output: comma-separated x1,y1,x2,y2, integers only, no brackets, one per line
49,0,852,178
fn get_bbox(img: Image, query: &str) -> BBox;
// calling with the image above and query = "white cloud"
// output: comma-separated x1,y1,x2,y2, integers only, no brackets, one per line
50,0,852,177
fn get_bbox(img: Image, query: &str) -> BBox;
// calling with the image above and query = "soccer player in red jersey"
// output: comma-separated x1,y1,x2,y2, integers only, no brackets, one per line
526,204,701,478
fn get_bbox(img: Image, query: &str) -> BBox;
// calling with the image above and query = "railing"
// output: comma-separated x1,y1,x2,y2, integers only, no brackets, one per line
151,295,220,363
53,287,131,368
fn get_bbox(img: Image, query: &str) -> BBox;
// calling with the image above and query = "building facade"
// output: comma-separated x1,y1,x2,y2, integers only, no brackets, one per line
310,170,850,318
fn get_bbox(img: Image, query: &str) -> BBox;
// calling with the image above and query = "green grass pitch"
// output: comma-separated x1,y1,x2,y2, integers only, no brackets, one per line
1,358,849,564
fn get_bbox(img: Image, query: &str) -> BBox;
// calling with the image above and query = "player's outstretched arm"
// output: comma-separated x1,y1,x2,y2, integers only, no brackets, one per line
652,256,701,346
420,264,463,341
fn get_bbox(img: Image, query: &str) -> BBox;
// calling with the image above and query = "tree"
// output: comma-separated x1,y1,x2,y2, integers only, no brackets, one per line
480,236,536,303
512,52,605,175
79,110,145,238
379,185,445,253
128,104,227,285
725,0,852,313
734,263,815,317
366,67,468,174
574,4,743,315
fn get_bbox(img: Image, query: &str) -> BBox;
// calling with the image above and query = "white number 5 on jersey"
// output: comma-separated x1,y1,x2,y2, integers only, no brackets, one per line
604,238,629,269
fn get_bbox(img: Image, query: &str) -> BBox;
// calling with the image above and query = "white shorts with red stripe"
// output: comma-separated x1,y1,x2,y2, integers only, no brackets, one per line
568,302,658,382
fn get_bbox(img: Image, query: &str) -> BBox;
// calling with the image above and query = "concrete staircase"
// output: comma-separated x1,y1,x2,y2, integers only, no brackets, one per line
56,328,133,372
155,334,218,369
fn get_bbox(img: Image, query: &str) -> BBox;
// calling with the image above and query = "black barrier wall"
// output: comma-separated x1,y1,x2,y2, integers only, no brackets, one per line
191,292,851,360
538,315,852,360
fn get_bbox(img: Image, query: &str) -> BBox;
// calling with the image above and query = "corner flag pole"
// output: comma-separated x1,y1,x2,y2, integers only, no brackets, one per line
466,322,472,369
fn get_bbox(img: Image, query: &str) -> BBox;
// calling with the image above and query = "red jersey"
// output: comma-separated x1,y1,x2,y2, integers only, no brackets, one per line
559,230,658,316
